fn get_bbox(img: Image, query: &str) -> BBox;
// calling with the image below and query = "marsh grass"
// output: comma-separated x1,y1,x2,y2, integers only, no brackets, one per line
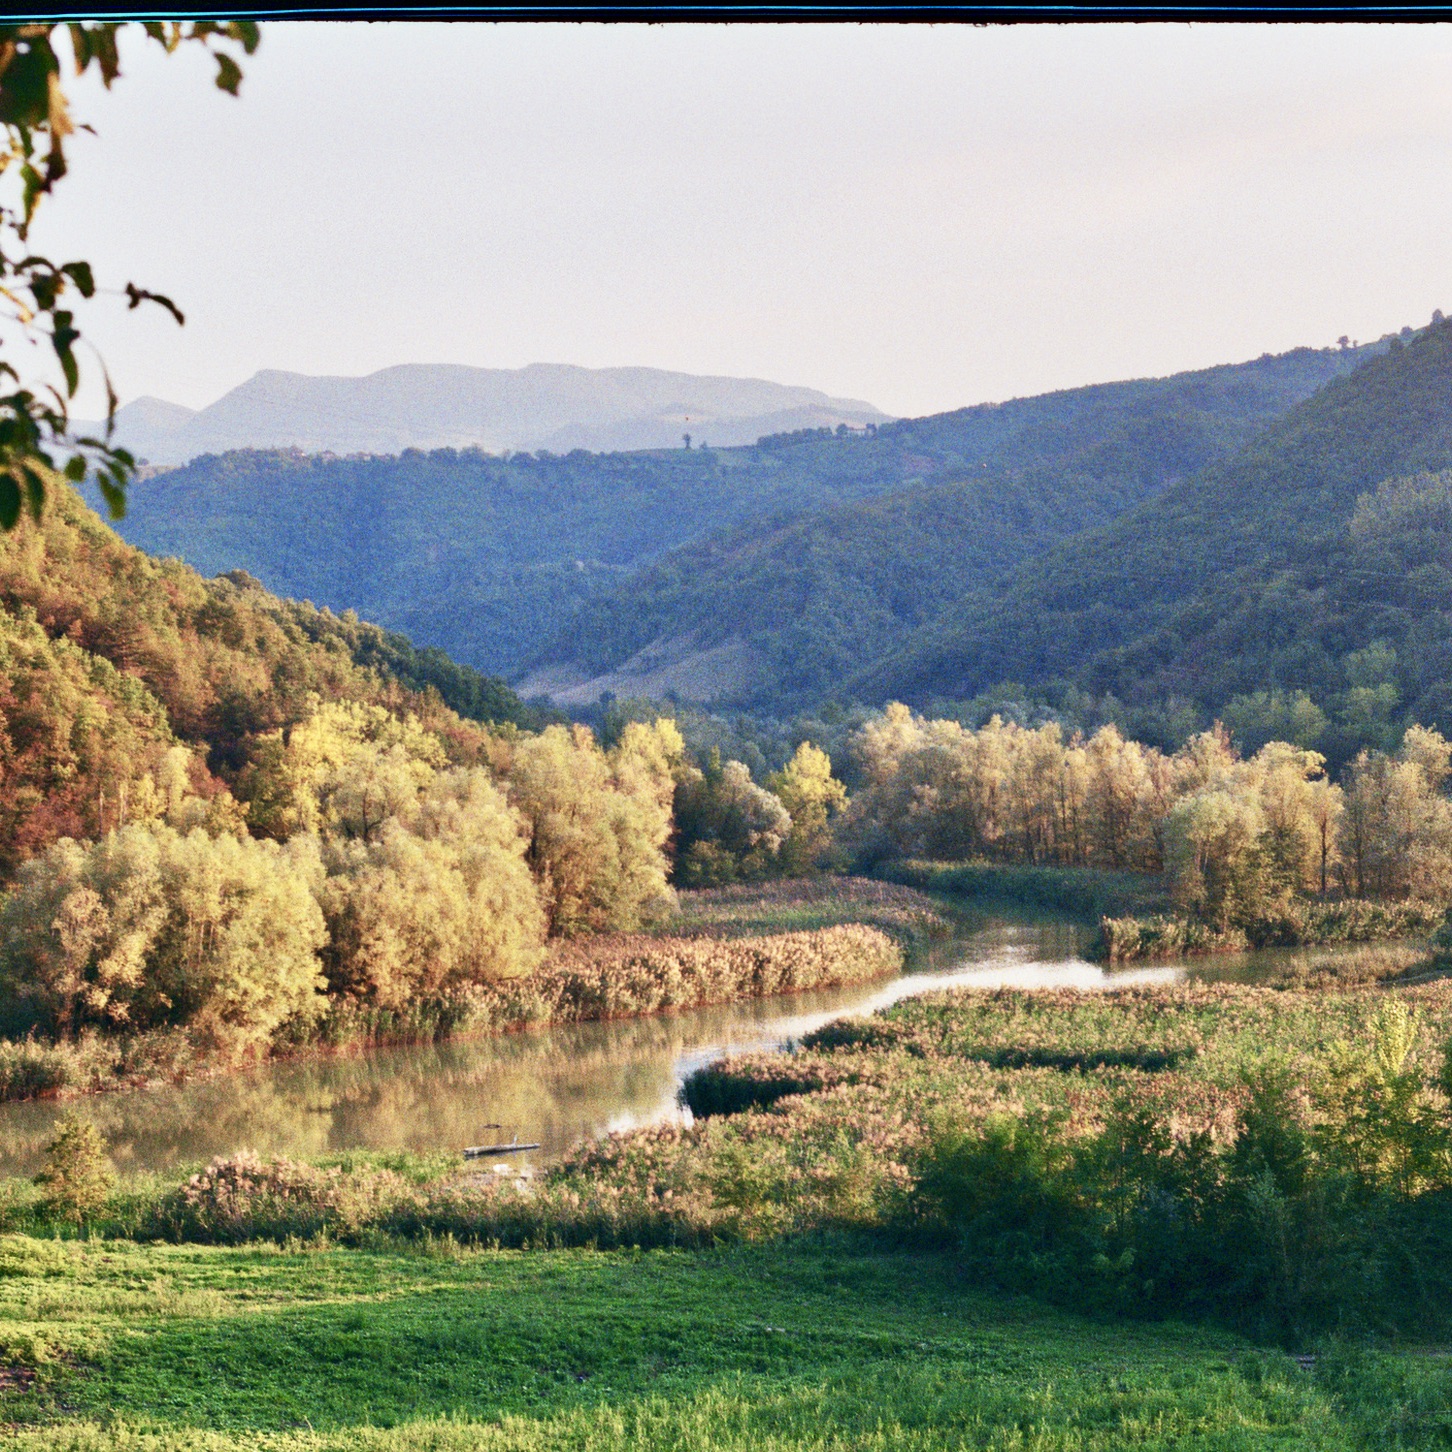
880,859,1170,919
663,876,951,942
0,1031,198,1104
1094,900,1444,964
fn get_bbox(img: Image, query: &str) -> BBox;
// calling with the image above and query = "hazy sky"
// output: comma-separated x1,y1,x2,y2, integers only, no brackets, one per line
32,21,1452,420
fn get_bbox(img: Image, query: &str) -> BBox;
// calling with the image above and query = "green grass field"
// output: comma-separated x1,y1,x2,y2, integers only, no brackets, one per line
0,1236,1444,1450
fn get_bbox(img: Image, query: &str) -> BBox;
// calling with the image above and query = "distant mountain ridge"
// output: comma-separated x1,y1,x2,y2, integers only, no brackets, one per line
90,363,891,464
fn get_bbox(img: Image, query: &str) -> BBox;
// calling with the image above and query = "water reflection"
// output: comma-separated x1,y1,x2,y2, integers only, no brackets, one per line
0,905,1402,1178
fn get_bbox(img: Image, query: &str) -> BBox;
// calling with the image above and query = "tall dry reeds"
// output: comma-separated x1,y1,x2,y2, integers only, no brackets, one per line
463,924,903,1033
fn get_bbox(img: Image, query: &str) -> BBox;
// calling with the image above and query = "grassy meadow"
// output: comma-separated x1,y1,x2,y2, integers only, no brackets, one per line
0,1237,1448,1449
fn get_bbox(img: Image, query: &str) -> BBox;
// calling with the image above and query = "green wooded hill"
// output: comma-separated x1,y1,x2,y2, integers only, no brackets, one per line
850,316,1452,741
520,344,1384,706
100,343,1369,679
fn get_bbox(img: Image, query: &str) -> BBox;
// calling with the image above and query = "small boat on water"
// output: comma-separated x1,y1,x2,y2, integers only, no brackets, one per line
464,1132,540,1158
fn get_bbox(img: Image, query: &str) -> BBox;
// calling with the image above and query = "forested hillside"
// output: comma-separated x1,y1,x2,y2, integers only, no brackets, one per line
853,316,1452,748
103,343,1370,677
524,342,1381,705
0,483,535,877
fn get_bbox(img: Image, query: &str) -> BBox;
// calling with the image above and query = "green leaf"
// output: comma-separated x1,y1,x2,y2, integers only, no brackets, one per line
0,476,19,531
214,52,243,96
31,272,59,311
54,350,78,397
64,453,86,482
20,464,47,522
62,260,95,297
98,476,126,520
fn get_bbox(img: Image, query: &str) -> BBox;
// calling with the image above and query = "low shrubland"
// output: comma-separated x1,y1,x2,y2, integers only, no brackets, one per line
679,982,1452,1340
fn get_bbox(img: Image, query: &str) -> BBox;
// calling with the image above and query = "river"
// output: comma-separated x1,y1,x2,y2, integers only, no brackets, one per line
0,904,1398,1177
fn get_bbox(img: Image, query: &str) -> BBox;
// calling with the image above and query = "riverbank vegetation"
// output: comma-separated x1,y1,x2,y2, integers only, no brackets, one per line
6,973,1452,1352
880,858,1169,919
664,876,949,941
0,487,902,1088
0,923,902,1104
843,703,1452,959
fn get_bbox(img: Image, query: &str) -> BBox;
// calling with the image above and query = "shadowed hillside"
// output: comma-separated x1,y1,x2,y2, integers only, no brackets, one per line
852,316,1452,735
524,342,1380,705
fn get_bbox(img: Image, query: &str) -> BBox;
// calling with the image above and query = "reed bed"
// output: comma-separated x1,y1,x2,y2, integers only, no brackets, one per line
442,923,904,1035
1093,898,1444,962
665,876,951,942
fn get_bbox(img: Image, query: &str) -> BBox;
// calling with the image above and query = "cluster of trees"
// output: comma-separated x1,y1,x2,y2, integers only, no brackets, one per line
843,703,1452,924
672,743,845,886
0,482,868,1063
8,647,1451,1060
0,686,861,1056
0,704,692,1055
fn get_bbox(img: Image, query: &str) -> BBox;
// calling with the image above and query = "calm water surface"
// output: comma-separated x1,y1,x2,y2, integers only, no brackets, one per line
0,905,1398,1176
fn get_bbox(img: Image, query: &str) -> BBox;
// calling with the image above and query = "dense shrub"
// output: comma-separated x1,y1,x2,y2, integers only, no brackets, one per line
907,1000,1452,1338
1095,899,1444,963
881,859,1166,918
0,823,327,1054
148,1152,418,1244
319,767,544,1007
33,1114,113,1226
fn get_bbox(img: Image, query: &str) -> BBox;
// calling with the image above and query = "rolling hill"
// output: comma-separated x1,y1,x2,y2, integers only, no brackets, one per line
0,482,536,876
103,342,1371,681
848,315,1452,735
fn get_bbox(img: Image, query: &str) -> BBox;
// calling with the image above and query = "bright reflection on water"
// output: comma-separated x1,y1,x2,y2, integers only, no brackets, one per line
0,904,1388,1178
